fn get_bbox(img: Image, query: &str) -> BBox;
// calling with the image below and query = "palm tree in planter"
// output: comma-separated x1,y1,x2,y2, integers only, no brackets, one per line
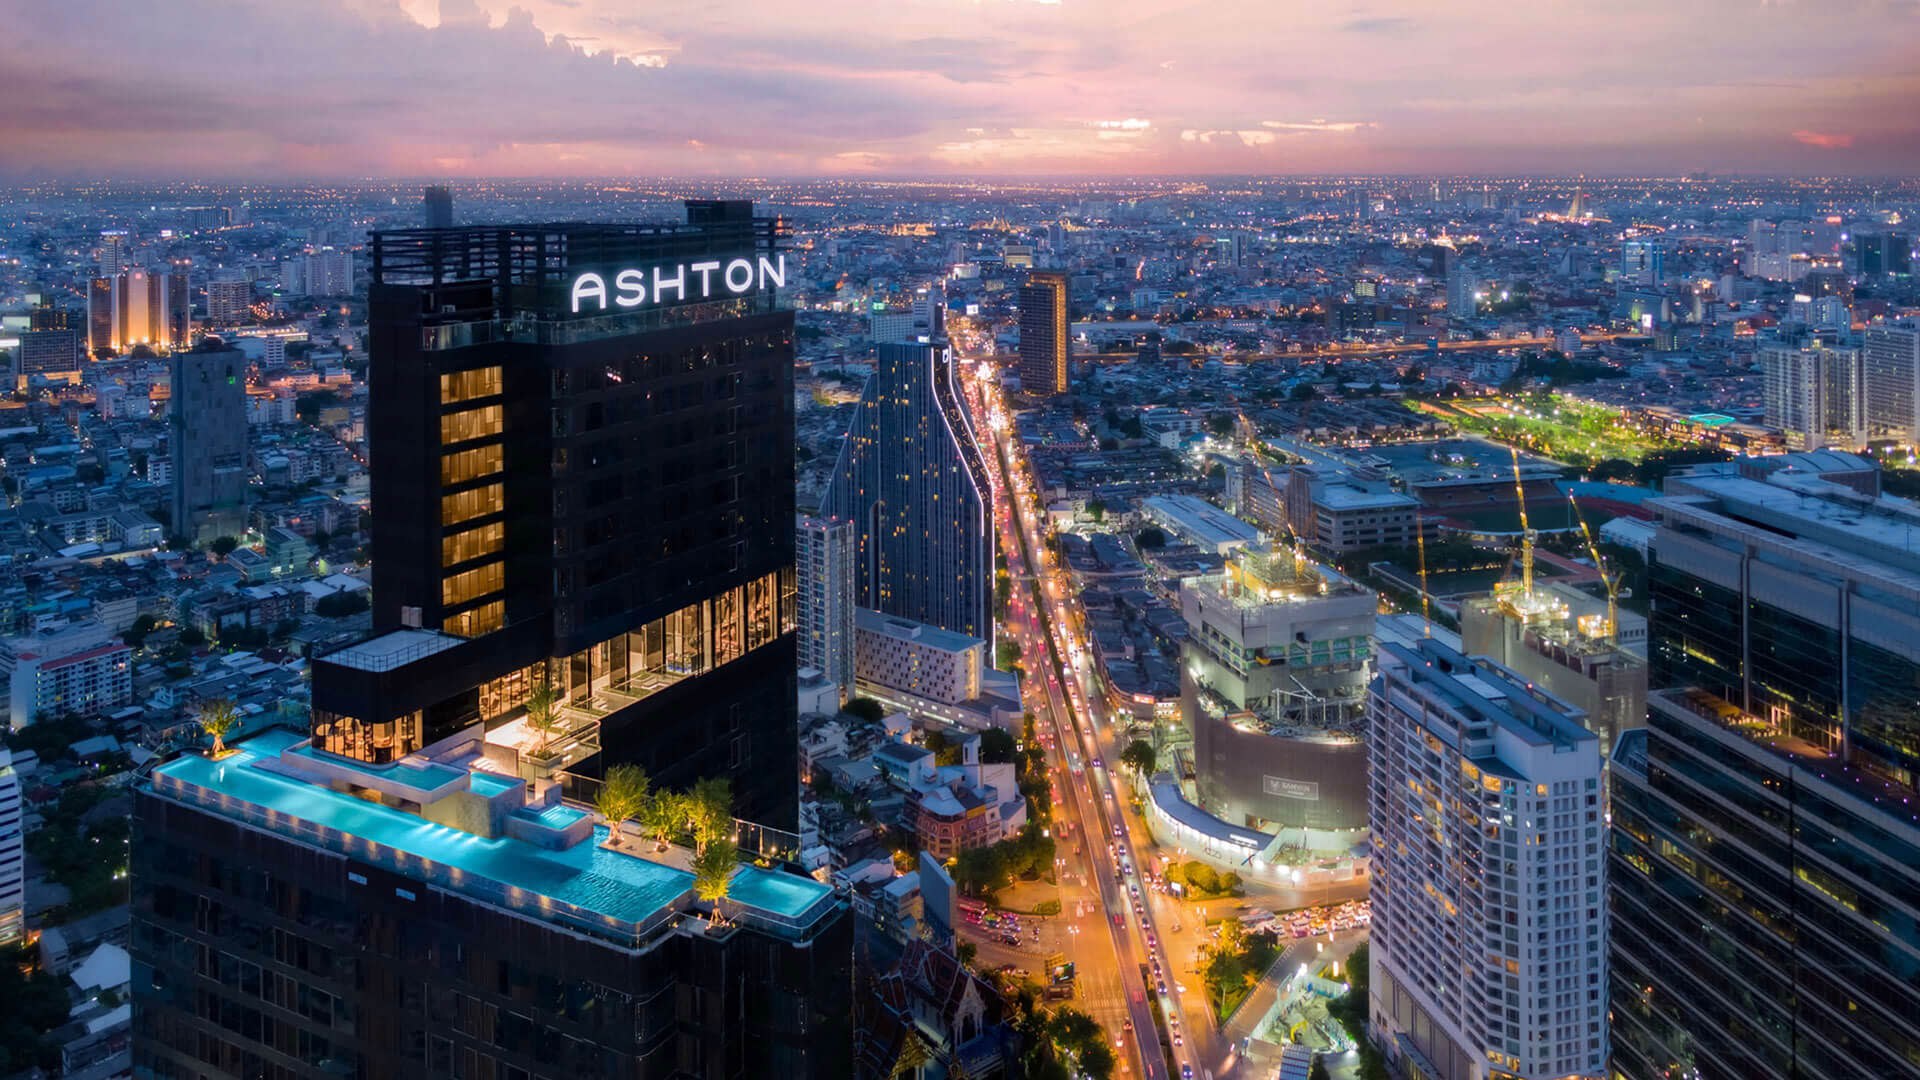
196,698,241,758
523,680,562,759
594,764,649,850
692,836,739,926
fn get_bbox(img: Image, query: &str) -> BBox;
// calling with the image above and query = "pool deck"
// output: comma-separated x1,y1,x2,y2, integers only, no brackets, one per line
149,729,836,941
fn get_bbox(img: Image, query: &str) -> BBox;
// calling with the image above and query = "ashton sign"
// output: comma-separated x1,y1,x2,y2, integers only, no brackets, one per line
568,254,787,314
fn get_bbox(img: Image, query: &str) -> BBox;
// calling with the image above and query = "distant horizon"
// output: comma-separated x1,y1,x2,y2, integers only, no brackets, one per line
5,171,1915,186
8,1,1918,180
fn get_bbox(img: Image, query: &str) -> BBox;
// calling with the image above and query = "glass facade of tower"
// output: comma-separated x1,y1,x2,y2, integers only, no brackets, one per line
822,339,993,642
1610,695,1920,1080
1615,459,1920,1080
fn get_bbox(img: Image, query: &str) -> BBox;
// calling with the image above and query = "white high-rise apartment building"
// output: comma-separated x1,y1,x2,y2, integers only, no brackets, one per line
1863,323,1920,444
1368,638,1607,1080
282,250,355,297
796,513,855,697
1760,338,1862,451
0,747,21,947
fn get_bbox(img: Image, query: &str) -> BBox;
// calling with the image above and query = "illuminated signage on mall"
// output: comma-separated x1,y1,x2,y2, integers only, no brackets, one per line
569,254,787,314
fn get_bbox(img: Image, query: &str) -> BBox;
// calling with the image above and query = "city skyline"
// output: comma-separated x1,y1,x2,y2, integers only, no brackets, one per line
8,0,1920,179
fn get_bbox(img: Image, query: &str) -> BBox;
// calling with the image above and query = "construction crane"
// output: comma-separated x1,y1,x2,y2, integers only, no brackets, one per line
1509,444,1536,598
1566,491,1619,643
1494,444,1558,624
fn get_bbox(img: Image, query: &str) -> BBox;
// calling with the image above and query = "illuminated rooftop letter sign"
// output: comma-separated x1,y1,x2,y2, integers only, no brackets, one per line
569,254,786,314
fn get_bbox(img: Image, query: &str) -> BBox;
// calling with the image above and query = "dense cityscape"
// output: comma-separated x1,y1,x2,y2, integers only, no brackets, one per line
0,102,1917,1080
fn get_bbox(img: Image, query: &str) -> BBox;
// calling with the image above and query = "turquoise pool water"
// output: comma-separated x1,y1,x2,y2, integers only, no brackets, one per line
469,771,522,797
517,803,587,830
727,865,831,919
156,740,692,927
285,741,466,793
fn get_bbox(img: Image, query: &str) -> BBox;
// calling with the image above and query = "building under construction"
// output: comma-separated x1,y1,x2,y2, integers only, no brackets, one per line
1181,544,1377,844
1460,583,1646,760
1459,472,1646,760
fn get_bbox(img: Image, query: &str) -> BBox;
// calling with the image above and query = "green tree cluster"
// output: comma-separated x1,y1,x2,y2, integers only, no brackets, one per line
0,944,69,1074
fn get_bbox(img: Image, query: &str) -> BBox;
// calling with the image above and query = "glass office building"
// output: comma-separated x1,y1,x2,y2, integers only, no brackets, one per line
1612,455,1920,1079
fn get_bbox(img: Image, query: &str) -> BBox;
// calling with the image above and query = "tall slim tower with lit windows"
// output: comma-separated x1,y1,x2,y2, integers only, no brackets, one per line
1017,269,1069,395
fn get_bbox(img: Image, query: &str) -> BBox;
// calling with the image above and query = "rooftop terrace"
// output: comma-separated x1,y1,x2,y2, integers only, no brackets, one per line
146,728,838,947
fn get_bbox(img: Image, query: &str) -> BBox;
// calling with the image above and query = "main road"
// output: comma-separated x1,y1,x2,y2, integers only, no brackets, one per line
966,365,1216,1080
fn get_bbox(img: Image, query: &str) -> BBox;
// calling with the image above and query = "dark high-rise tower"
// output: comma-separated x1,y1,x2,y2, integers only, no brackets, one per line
169,343,248,541
1018,269,1069,396
423,184,454,228
823,338,993,641
308,201,799,826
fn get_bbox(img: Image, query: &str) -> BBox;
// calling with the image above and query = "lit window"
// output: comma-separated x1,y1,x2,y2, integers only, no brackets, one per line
439,366,502,404
444,600,504,638
441,444,503,486
443,561,505,606
442,483,503,526
441,404,503,445
443,522,505,566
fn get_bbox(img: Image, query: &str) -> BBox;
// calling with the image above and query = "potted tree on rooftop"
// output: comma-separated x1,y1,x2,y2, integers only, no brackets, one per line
197,698,241,759
692,835,739,927
524,680,561,760
594,764,649,851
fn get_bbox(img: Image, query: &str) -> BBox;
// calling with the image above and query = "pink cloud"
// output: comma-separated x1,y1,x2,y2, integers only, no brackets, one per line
1792,130,1855,149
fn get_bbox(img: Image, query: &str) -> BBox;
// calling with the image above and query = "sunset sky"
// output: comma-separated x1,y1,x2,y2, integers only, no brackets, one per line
8,0,1919,178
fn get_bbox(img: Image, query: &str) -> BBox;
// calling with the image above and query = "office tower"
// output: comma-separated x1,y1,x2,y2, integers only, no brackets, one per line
1613,457,1920,1080
310,201,798,826
1017,269,1069,395
97,228,130,273
16,327,84,387
1759,337,1863,450
1621,239,1662,286
822,338,993,641
206,276,253,325
1447,264,1476,319
1181,545,1375,840
0,747,20,947
132,726,852,1080
796,513,855,698
1855,231,1912,277
423,184,455,228
87,269,191,354
1862,322,1920,443
1368,637,1607,1080
169,344,249,541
